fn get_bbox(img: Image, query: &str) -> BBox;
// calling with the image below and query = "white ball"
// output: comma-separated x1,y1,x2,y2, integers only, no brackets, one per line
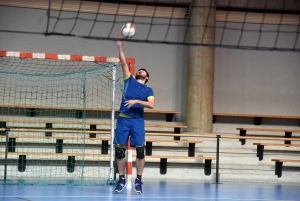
121,23,136,38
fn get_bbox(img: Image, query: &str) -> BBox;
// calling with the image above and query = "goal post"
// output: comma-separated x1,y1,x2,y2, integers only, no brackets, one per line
0,50,135,185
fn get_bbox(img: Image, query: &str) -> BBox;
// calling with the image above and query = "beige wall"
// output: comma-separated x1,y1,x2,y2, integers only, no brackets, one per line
0,7,299,121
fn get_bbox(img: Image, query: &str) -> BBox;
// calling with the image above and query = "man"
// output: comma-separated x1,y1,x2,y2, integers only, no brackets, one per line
114,37,154,194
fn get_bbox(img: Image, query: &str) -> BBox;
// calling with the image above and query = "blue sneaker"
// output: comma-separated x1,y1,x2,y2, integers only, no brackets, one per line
134,178,143,194
114,179,126,193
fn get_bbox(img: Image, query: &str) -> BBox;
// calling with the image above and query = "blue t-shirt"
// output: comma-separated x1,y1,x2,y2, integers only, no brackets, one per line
119,75,154,119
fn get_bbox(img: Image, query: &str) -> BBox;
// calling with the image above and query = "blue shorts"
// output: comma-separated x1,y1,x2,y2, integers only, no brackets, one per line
114,116,145,147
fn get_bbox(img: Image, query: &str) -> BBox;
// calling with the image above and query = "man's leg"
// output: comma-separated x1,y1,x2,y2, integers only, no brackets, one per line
115,146,127,193
134,147,145,194
114,116,131,193
136,147,145,175
116,146,127,175
130,118,145,194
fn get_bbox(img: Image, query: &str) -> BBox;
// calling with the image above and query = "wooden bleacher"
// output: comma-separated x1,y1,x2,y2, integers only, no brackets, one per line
0,129,203,157
2,125,300,178
0,150,214,176
4,104,300,179
0,118,187,134
0,104,180,122
0,103,215,176
253,143,300,161
222,134,300,179
145,139,202,157
138,155,216,175
0,152,110,158
271,159,300,178
213,112,300,126
0,151,111,173
236,127,300,145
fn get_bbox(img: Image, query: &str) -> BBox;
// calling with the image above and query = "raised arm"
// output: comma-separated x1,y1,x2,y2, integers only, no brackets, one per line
124,98,155,109
115,37,130,78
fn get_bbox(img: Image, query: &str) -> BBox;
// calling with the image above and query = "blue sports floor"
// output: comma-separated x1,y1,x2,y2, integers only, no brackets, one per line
0,179,299,201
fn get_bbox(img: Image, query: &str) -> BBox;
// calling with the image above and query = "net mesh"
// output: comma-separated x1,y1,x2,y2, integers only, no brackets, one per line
0,55,123,185
43,0,300,52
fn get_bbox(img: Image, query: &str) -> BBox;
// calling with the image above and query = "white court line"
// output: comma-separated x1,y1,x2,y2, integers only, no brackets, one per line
0,196,296,201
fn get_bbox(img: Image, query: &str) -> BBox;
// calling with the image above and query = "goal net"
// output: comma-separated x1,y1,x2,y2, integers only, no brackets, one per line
0,50,128,185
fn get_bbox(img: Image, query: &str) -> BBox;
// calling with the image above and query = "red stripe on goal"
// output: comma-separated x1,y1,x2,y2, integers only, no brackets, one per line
0,51,6,57
45,53,58,60
70,55,83,61
94,56,107,62
20,52,33,58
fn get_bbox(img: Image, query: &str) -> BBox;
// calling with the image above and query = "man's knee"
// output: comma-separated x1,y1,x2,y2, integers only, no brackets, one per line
136,147,145,159
115,147,126,159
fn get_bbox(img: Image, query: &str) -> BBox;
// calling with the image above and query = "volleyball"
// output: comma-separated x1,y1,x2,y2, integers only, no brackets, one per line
121,23,136,38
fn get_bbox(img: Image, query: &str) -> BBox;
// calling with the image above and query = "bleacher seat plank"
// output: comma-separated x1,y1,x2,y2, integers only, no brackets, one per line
0,134,201,144
222,135,300,147
0,104,179,114
0,152,110,157
0,135,109,141
0,135,201,144
0,119,187,128
213,112,300,126
236,127,300,145
0,128,190,139
0,128,205,143
0,128,199,141
146,132,206,137
271,159,300,178
146,139,202,143
222,135,300,141
253,143,300,161
214,113,300,119
0,119,187,134
2,128,300,142
271,159,300,163
145,138,202,157
253,143,300,147
144,155,215,160
1,153,213,160
145,155,216,160
0,152,214,176
141,155,215,176
0,128,108,134
237,127,300,133
0,104,180,122
0,133,202,156
0,127,204,137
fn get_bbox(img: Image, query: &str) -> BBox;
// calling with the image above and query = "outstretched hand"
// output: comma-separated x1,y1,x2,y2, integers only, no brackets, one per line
114,34,123,47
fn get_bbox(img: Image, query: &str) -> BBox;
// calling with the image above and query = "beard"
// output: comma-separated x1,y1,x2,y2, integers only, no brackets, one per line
135,75,146,80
